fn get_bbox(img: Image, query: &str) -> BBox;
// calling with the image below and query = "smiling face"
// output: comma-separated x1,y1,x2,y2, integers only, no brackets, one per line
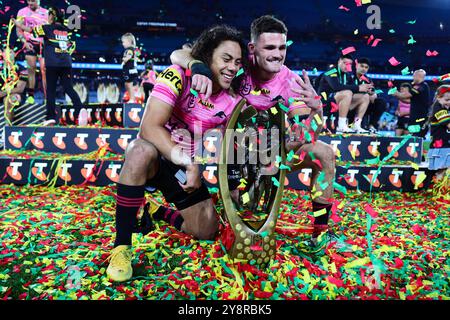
249,32,287,79
438,91,450,108
209,40,242,91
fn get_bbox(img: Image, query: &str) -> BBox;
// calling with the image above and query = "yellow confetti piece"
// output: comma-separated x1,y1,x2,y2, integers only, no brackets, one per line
0,274,10,280
301,269,311,284
313,208,327,217
330,262,337,274
168,281,180,289
263,281,273,292
242,193,250,204
321,92,327,100
270,107,278,115
312,191,323,200
409,161,419,170
92,290,107,300
373,246,399,255
321,257,329,269
313,114,322,125
344,257,371,269
102,280,112,286
414,172,427,190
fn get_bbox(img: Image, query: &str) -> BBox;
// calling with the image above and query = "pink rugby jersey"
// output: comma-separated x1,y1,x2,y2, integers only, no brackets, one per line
150,65,240,155
17,6,49,43
141,70,157,85
398,100,411,117
239,65,307,113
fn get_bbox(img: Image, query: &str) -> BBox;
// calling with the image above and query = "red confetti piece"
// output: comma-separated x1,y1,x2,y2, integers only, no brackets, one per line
426,50,439,57
433,139,443,148
364,203,378,218
342,46,356,56
328,276,344,287
393,257,404,269
330,101,339,112
371,38,382,47
388,57,401,66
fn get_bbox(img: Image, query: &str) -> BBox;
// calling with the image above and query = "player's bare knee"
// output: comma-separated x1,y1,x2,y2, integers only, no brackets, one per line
317,143,336,168
124,139,158,174
194,208,218,240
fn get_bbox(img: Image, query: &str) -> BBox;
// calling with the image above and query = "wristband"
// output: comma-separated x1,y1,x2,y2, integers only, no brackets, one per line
187,59,202,70
190,60,213,80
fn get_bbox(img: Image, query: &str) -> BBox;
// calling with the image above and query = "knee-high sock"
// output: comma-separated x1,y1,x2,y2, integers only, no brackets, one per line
153,206,184,230
312,201,332,238
114,183,145,247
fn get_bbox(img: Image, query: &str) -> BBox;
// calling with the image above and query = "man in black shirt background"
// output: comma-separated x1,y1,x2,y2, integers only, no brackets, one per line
317,54,373,133
393,69,430,138
354,58,386,133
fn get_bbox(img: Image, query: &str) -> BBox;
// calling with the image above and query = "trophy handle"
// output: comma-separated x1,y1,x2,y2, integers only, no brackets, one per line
218,98,247,226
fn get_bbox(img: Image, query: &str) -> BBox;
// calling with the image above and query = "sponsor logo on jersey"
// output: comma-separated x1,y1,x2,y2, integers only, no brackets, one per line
157,67,183,95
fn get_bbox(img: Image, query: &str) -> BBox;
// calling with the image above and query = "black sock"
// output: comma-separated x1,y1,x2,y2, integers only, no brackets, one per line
153,206,184,230
312,201,332,239
114,183,145,247
312,201,332,226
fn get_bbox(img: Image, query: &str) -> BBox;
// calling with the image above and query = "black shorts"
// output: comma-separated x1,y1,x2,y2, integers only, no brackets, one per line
143,82,154,91
24,42,42,57
397,117,409,130
408,118,428,138
145,156,211,210
123,69,139,85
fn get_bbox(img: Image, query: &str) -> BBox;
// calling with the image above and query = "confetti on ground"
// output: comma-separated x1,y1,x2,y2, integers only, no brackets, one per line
0,182,448,300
